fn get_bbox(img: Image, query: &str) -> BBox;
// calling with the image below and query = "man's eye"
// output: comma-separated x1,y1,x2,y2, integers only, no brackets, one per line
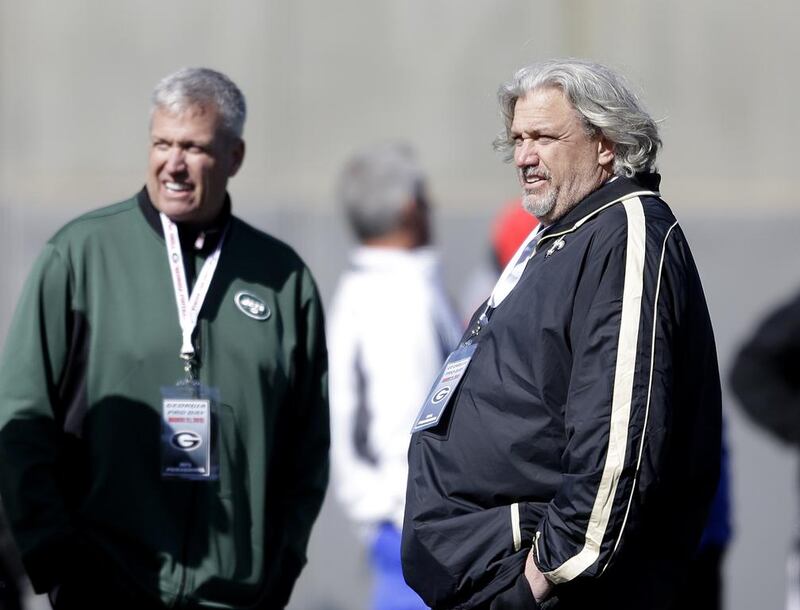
153,142,169,151
188,145,206,154
513,137,523,146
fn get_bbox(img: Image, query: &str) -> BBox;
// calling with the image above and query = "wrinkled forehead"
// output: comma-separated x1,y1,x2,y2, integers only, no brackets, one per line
515,85,598,138
149,102,234,143
513,86,579,127
151,100,218,124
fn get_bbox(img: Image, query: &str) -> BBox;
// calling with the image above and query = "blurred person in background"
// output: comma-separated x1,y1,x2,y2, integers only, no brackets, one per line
730,293,800,610
329,142,462,610
402,58,721,610
0,67,328,609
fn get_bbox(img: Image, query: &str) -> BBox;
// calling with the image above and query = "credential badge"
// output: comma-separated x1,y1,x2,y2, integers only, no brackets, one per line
234,291,271,321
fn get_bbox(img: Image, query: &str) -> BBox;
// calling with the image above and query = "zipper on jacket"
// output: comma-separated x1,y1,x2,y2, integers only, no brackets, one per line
172,484,198,608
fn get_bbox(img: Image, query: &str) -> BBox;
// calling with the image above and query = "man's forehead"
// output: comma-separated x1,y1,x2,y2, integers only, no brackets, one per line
153,102,217,121
511,86,578,129
150,103,222,136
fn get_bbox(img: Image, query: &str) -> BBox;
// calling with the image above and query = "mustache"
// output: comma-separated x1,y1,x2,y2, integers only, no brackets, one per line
519,166,550,180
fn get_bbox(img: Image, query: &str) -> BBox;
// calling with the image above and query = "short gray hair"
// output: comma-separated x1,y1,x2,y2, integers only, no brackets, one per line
495,59,661,177
151,67,246,139
338,142,424,240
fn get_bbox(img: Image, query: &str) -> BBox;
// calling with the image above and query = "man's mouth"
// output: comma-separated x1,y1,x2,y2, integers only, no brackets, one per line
164,181,192,193
521,166,548,186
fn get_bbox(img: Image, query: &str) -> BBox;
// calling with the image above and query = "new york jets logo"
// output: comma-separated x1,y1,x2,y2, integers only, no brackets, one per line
234,291,271,321
171,431,202,451
432,386,451,404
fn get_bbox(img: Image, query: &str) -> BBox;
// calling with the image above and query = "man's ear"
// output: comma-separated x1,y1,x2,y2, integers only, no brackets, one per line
229,139,246,177
597,136,614,168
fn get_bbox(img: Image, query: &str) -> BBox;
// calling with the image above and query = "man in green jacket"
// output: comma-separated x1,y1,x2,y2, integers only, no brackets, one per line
0,67,329,609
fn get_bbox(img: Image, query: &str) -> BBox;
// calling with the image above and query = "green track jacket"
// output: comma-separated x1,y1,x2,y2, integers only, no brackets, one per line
0,192,329,608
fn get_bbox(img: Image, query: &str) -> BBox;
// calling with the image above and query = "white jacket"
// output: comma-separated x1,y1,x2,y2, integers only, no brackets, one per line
328,246,462,536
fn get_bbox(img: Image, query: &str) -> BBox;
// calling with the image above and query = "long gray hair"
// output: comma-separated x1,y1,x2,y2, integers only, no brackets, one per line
151,67,246,139
495,59,661,177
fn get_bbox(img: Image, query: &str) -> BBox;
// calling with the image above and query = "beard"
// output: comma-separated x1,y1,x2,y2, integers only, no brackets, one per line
519,165,557,219
522,184,557,218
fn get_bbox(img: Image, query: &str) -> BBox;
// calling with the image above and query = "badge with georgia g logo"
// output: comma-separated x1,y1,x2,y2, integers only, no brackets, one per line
160,396,212,479
234,291,271,321
411,344,477,432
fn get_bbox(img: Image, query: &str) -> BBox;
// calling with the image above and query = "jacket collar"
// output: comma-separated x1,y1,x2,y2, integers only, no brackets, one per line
539,173,661,242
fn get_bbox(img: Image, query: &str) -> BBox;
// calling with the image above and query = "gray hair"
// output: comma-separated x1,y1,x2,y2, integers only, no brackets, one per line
338,142,424,240
495,59,661,177
151,67,246,139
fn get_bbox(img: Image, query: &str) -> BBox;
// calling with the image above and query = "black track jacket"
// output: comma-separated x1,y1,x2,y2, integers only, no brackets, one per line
402,175,721,610
730,289,800,444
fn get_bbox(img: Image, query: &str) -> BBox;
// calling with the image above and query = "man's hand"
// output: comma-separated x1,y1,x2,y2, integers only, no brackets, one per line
524,549,553,602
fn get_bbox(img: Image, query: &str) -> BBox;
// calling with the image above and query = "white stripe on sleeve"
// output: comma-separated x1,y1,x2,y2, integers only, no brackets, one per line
543,197,647,584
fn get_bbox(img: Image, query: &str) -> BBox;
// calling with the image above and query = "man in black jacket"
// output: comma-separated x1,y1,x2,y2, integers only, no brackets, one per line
730,292,800,608
401,59,721,610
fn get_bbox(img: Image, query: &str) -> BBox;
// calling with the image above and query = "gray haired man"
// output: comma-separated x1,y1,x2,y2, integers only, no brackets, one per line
0,67,329,609
328,142,461,610
401,59,721,609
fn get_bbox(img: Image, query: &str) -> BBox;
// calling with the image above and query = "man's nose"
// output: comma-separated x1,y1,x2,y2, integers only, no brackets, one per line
514,140,539,167
165,147,187,173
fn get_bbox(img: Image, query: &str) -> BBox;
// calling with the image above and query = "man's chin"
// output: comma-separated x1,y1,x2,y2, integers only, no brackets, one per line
154,200,199,223
522,194,555,220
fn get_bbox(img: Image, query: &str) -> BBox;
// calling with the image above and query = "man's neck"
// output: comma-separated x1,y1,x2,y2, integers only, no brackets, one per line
361,230,425,250
137,187,232,249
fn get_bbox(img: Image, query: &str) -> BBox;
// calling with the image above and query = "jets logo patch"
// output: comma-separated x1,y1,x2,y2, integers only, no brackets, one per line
235,291,271,321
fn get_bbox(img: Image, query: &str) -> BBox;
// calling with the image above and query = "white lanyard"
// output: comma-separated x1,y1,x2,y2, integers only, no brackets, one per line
488,224,544,309
463,224,545,345
160,212,226,365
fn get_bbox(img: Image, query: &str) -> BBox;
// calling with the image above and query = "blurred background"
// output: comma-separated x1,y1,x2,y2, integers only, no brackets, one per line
1,1,799,608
